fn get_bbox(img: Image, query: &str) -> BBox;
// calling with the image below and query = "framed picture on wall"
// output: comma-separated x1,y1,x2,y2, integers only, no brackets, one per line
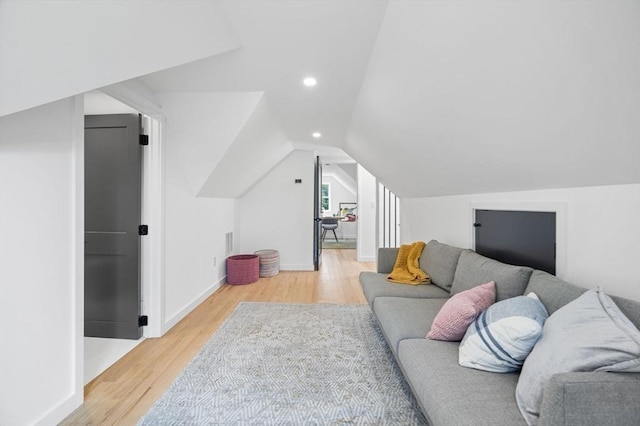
339,202,357,220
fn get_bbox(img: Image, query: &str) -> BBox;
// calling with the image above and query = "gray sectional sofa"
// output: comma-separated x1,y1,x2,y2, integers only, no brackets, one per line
360,240,640,426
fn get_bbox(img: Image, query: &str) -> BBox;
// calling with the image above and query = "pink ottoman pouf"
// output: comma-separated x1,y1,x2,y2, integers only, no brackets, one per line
226,254,260,285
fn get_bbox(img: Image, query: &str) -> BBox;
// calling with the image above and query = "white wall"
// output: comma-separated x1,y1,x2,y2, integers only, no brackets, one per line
322,163,357,196
84,91,140,115
240,150,315,270
357,165,377,262
162,101,239,332
0,98,83,425
401,184,640,301
0,0,240,116
323,175,352,216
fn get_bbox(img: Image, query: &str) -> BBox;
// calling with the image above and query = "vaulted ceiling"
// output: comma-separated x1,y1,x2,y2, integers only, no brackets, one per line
346,0,640,197
138,0,388,197
140,0,639,198
3,1,638,199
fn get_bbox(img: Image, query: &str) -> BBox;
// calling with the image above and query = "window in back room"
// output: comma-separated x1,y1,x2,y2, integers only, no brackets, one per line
321,183,331,212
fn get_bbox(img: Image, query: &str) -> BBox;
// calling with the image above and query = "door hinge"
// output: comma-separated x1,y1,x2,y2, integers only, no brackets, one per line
139,134,149,146
139,225,149,235
473,223,482,227
138,315,148,327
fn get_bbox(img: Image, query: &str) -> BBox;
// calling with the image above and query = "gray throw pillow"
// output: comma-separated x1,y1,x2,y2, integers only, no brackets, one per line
515,288,640,425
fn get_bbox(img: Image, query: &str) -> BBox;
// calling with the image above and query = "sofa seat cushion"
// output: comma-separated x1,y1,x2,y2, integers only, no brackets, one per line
360,271,449,307
451,250,533,301
373,297,447,356
398,338,527,426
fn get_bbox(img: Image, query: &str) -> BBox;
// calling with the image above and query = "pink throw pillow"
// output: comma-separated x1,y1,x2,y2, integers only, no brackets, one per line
426,281,496,341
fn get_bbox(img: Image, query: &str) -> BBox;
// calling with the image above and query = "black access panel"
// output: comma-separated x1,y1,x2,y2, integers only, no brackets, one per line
474,210,556,275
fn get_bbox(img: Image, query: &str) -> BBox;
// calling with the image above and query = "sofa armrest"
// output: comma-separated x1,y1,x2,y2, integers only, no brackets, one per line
538,372,640,426
377,248,399,273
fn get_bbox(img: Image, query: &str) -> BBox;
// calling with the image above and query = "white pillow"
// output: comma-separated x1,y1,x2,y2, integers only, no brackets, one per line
459,293,548,373
516,288,640,425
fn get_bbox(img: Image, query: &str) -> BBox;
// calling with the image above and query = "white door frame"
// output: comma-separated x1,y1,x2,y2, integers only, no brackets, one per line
97,83,166,338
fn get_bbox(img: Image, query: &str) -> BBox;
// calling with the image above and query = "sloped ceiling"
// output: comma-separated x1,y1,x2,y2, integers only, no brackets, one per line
346,0,640,198
197,95,294,198
141,0,638,200
5,1,636,200
0,1,240,117
141,0,388,149
337,164,358,183
159,91,265,196
137,0,388,198
323,164,357,196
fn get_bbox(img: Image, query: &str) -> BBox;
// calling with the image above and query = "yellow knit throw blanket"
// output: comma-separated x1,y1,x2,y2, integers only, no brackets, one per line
387,241,431,285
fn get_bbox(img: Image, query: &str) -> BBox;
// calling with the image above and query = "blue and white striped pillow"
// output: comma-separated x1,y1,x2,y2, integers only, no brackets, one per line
459,293,548,373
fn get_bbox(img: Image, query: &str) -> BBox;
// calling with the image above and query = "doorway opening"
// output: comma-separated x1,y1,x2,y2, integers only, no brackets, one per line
82,90,163,384
313,158,378,268
320,163,358,250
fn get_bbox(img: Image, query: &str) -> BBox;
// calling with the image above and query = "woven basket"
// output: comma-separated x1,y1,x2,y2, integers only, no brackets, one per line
254,249,280,277
226,254,259,285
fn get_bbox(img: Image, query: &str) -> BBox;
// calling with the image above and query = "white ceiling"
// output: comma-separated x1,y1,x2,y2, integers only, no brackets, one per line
137,0,639,198
140,0,387,163
345,0,640,197
0,0,240,117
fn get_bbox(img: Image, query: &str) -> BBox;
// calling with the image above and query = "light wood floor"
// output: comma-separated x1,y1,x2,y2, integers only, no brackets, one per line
61,249,374,425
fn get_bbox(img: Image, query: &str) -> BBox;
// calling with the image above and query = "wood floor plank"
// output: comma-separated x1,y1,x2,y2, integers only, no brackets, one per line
61,249,374,425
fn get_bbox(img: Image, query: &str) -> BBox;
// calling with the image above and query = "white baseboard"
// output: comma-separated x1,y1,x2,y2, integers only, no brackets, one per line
357,255,376,262
35,391,82,426
163,276,226,334
279,263,315,271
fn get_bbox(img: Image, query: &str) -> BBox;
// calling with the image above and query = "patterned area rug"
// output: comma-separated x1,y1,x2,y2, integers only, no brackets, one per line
139,303,426,425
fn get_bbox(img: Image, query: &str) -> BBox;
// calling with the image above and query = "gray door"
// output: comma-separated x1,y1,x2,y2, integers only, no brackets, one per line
85,114,142,339
474,209,556,275
313,156,323,270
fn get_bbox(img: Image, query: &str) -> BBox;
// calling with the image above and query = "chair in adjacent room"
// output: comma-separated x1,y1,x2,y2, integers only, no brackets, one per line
321,217,340,242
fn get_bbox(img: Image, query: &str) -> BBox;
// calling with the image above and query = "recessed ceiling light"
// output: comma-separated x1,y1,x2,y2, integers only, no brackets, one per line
303,77,317,87
312,132,322,138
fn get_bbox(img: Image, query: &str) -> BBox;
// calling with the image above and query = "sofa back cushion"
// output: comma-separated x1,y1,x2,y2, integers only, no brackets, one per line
451,250,533,301
524,270,586,315
377,247,400,274
419,240,464,292
525,270,640,328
